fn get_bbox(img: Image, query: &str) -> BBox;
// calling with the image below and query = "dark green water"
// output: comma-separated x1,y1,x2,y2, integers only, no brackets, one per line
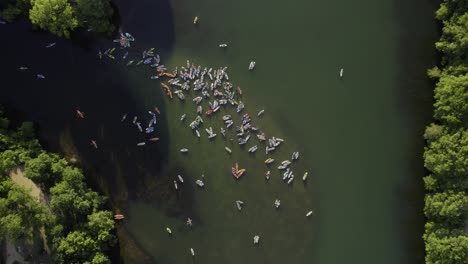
0,0,438,263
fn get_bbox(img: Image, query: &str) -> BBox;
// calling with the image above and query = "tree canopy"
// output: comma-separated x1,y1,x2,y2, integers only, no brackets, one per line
423,129,468,190
1,0,116,36
0,180,50,241
29,0,78,38
0,108,115,263
423,1,468,263
433,74,468,126
75,0,114,34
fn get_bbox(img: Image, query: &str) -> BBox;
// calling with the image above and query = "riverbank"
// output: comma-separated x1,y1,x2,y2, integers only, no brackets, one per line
4,167,50,264
0,108,117,263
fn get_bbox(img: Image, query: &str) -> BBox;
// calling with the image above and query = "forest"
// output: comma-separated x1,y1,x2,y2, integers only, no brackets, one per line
423,1,468,263
0,0,115,37
0,108,115,263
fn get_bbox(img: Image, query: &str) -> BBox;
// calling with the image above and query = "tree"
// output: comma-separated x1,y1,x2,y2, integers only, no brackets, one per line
423,175,439,192
60,166,85,188
0,181,50,241
29,0,78,38
0,149,18,174
55,230,98,263
433,73,468,126
18,121,35,139
0,116,10,129
90,252,110,264
0,0,31,22
75,0,114,34
50,180,102,226
425,233,468,264
424,129,468,190
424,123,444,142
86,210,115,245
24,152,56,189
0,213,24,240
435,3,468,65
424,191,468,225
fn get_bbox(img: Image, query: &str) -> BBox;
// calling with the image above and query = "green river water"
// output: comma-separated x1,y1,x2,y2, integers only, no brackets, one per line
0,0,439,263
120,0,439,263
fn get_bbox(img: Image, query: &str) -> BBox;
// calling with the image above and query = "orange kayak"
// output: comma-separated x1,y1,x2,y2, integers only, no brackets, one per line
161,83,170,90
114,214,125,220
161,83,173,98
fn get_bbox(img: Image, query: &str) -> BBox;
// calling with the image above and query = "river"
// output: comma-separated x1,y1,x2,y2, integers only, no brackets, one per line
0,0,438,263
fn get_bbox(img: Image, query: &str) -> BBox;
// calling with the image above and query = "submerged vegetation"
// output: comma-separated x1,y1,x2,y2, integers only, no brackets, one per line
423,1,468,263
0,0,115,37
0,106,115,263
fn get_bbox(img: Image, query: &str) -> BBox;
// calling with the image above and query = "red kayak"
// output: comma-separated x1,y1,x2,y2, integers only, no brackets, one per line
231,162,245,179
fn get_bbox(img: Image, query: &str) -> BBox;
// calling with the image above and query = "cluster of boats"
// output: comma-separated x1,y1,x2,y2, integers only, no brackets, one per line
149,59,313,185
92,30,315,251
114,31,135,48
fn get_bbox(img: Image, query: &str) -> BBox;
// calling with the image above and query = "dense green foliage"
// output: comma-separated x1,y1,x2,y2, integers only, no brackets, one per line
29,0,77,38
75,0,114,34
0,180,50,240
423,1,468,263
0,106,115,263
0,0,115,37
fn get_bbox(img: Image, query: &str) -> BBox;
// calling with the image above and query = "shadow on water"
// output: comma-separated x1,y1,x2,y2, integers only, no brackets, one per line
0,0,185,261
392,0,439,263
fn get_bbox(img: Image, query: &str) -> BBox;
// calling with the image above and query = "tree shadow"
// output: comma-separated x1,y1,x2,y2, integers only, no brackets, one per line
392,0,440,263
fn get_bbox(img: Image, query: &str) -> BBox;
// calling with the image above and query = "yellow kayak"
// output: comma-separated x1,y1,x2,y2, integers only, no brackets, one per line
194,16,198,25
166,227,172,234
